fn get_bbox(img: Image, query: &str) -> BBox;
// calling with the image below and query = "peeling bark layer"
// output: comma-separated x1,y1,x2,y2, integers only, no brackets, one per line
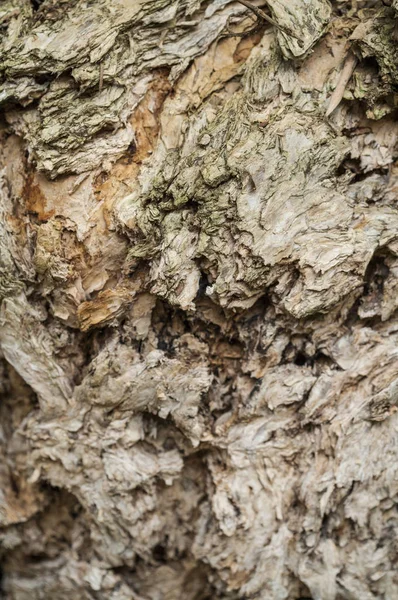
1,1,398,599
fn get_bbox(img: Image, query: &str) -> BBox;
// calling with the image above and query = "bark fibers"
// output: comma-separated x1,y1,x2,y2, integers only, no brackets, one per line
1,1,398,599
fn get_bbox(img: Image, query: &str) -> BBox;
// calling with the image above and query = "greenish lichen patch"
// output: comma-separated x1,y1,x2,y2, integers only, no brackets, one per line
116,38,398,317
268,0,332,59
0,0,265,177
351,6,398,86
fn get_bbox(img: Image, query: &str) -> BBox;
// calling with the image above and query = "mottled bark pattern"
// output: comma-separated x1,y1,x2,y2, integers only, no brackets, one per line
1,1,398,599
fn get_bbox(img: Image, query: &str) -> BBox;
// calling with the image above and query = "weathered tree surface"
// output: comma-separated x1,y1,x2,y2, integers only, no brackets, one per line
1,0,398,598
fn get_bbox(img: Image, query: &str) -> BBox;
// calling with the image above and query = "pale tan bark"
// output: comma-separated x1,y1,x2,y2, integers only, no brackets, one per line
1,1,398,599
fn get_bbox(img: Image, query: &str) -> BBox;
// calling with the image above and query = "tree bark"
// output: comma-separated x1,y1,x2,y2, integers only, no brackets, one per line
1,1,398,598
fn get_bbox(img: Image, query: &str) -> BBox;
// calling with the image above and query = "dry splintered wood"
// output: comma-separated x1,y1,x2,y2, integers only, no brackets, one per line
1,1,398,599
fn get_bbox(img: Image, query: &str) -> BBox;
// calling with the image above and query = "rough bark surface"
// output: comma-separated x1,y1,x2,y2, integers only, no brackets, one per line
1,1,398,599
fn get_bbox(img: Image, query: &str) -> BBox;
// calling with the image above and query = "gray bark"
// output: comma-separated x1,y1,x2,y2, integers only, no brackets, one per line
1,1,398,598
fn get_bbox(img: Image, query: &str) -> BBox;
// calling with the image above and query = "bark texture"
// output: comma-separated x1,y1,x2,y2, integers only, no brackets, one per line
1,1,398,598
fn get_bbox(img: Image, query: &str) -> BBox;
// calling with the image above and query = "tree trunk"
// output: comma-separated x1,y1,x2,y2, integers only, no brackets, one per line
1,1,398,598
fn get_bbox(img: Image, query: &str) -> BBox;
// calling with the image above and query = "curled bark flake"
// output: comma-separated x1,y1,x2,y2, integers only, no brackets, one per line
326,52,358,117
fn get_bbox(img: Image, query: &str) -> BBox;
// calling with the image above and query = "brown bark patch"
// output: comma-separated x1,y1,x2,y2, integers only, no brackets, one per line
24,174,55,222
130,73,172,164
77,287,136,331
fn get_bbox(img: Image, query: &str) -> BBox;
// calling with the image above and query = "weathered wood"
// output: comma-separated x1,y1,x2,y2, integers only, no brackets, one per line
1,1,398,598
